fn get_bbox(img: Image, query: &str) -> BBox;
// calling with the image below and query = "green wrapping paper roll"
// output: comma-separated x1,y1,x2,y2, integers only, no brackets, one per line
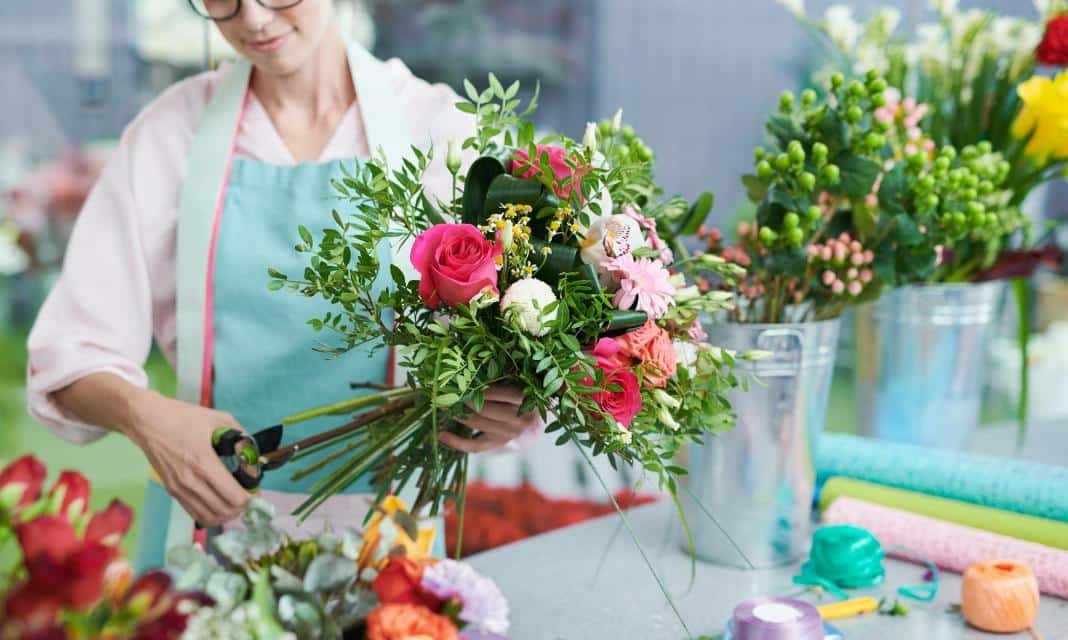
819,477,1068,551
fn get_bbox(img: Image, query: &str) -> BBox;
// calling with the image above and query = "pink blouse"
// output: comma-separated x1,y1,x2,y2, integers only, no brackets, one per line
27,57,473,444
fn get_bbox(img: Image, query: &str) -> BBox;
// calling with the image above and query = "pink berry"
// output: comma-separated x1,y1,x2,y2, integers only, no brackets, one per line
821,246,833,261
847,267,859,280
863,250,874,263
832,280,846,294
851,252,865,266
860,269,873,283
848,281,863,296
822,270,836,285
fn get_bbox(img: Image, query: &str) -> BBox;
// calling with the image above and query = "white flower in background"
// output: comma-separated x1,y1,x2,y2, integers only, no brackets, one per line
824,5,862,52
579,213,645,279
929,0,960,16
582,122,598,152
500,278,557,336
0,223,28,276
776,0,806,18
855,42,891,74
872,8,901,35
673,340,699,376
611,109,624,134
906,23,950,68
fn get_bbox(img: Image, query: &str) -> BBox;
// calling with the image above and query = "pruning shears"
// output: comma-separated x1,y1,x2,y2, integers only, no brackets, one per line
209,391,416,491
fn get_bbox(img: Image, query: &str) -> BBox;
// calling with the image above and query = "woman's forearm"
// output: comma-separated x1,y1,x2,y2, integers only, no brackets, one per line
51,372,154,439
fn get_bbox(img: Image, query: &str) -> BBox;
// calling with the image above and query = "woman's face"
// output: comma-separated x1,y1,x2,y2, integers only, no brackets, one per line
212,0,336,76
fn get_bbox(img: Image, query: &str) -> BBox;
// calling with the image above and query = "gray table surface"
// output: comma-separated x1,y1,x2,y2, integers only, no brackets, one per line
467,423,1068,639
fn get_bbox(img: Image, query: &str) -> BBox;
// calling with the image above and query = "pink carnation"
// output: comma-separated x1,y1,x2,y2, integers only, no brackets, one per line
603,255,676,320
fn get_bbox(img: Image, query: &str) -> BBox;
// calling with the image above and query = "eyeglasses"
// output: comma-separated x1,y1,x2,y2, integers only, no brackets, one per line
187,0,305,21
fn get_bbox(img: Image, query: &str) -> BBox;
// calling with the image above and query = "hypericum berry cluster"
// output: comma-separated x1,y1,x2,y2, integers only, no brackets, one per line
808,232,875,298
911,142,1012,239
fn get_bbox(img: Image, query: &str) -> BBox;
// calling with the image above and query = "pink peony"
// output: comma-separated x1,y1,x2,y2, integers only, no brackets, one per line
410,224,503,309
511,145,588,199
603,255,676,319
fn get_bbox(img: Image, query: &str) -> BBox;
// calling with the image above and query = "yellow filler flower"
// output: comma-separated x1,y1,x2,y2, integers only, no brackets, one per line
1011,70,1068,161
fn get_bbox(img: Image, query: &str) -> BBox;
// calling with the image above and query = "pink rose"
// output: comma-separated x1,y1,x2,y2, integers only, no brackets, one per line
585,338,642,428
511,145,589,198
410,224,503,309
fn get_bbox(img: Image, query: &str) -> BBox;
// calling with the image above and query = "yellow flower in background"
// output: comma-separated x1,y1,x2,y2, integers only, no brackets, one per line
1011,71,1068,161
356,496,436,571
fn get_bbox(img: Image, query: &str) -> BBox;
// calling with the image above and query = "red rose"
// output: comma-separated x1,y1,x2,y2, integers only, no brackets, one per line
1038,14,1068,66
512,145,589,198
616,320,678,388
410,223,503,309
85,500,134,546
585,338,642,427
48,470,90,521
372,557,443,610
0,454,47,510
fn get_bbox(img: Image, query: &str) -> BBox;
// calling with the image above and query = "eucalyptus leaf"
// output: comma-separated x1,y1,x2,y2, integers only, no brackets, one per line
303,554,357,593
205,571,249,611
277,593,329,640
270,566,305,592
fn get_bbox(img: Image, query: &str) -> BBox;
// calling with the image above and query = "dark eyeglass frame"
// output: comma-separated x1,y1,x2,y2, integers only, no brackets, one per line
186,0,305,21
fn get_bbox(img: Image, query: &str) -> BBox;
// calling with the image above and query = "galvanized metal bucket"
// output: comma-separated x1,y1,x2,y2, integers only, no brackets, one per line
680,319,840,568
855,281,1005,450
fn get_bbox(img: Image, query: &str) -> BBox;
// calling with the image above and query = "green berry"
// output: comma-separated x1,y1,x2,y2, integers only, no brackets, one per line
799,172,817,191
846,105,864,123
784,212,800,228
865,69,880,83
622,125,636,142
802,89,818,106
848,80,866,98
775,153,791,171
830,72,845,88
978,180,994,195
984,213,999,227
822,164,841,185
868,77,888,93
865,132,886,149
934,157,951,171
636,145,653,162
787,227,804,246
789,145,806,165
754,146,767,161
759,226,777,244
961,188,978,201
940,146,957,160
598,121,612,136
807,205,822,221
924,194,940,210
908,152,927,169
961,145,979,160
870,92,887,108
962,173,979,189
757,160,773,178
779,91,795,111
977,141,992,154
812,142,829,159
873,119,891,133
919,175,936,190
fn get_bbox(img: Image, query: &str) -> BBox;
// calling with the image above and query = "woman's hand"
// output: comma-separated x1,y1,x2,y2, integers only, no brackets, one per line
124,391,251,525
439,384,542,453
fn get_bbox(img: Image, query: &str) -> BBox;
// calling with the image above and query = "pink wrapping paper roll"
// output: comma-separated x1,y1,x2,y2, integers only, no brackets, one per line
823,496,1068,600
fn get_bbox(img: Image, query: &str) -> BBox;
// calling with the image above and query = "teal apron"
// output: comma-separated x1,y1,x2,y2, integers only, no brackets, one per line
135,43,432,570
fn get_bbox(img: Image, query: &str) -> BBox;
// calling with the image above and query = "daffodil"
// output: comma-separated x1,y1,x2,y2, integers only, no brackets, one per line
1011,71,1068,162
356,496,436,571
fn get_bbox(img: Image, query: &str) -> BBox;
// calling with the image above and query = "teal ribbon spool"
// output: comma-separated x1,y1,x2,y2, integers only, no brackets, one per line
793,524,939,602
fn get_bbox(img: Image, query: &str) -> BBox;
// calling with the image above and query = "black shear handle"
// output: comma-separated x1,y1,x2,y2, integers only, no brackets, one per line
211,427,263,490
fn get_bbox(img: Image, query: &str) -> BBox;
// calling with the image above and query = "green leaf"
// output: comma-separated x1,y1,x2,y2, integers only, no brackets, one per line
267,267,287,279
461,157,507,225
676,191,715,236
463,79,480,103
298,225,313,246
267,280,285,291
741,175,767,204
877,163,907,217
532,240,579,286
833,153,881,199
488,73,504,98
890,213,924,246
455,101,477,114
766,113,804,145
484,174,548,218
433,393,460,407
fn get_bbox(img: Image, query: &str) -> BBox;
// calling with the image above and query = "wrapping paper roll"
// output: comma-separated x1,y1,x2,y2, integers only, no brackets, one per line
823,496,1068,599
819,477,1068,550
818,433,1068,522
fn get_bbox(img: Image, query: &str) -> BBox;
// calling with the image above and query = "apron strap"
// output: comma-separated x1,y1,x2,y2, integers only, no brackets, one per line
162,44,415,560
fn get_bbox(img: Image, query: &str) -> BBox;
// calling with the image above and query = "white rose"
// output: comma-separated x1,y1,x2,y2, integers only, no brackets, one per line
501,278,557,336
579,213,645,277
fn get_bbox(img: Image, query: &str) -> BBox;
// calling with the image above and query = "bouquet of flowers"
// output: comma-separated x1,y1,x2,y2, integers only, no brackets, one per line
697,70,1020,321
268,75,746,534
778,0,1068,209
0,455,210,639
169,497,508,640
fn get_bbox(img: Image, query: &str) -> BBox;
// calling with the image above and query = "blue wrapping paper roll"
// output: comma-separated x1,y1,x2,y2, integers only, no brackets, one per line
817,433,1068,523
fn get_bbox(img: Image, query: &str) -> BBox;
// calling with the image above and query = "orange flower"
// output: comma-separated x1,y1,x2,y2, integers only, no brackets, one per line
366,604,458,640
616,320,677,387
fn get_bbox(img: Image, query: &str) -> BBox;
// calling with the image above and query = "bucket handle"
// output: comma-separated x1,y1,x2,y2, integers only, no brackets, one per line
754,327,805,377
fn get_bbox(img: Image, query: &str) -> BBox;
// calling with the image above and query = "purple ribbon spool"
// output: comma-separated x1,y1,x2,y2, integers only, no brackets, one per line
729,597,826,640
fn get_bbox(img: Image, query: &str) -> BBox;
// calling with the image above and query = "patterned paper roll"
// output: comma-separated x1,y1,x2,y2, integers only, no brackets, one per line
823,496,1068,599
819,477,1068,550
818,433,1068,522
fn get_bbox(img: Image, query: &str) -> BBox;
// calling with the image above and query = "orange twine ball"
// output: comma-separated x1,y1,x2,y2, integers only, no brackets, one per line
961,560,1040,634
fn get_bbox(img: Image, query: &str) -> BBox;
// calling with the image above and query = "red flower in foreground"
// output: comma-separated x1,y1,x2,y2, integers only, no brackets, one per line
85,499,134,546
1038,14,1068,66
372,557,443,610
0,454,47,510
48,470,91,521
975,245,1064,281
